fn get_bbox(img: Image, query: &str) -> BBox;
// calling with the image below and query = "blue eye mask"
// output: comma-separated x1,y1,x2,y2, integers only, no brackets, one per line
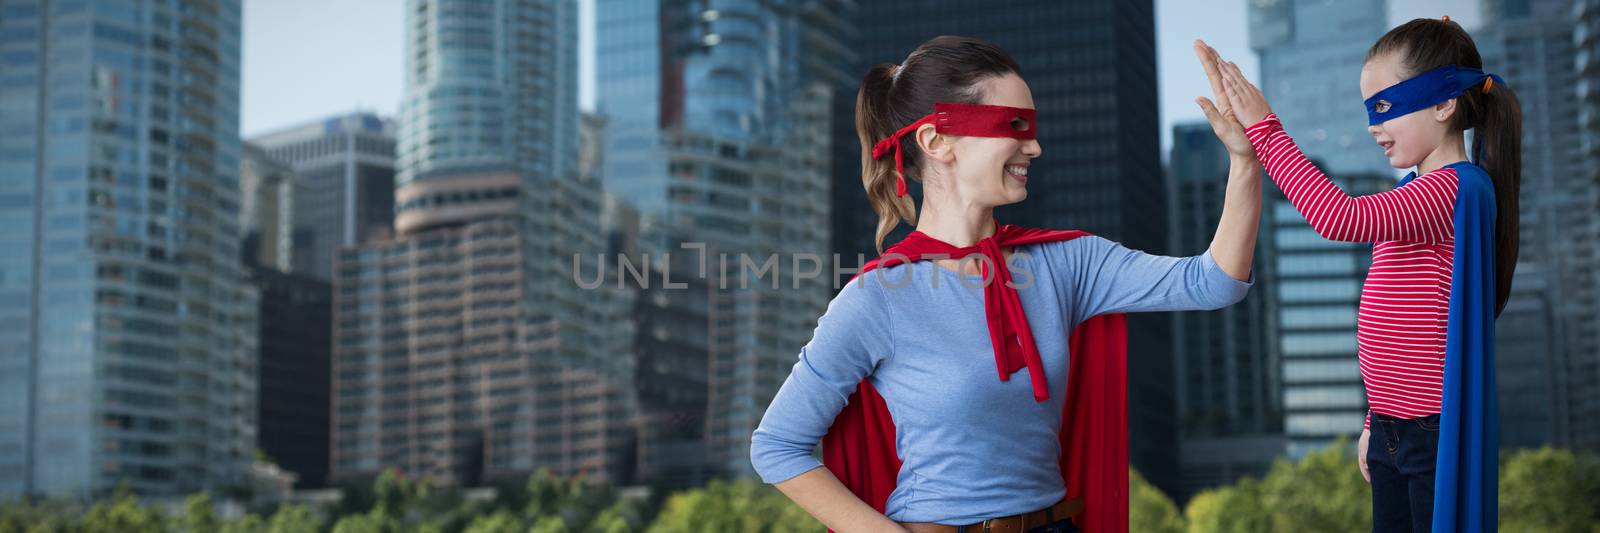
1364,64,1502,126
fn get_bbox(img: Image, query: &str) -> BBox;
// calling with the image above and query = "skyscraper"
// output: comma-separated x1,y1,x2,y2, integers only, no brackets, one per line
595,0,847,477
1167,122,1284,498
825,0,1179,492
1480,0,1600,450
330,0,633,486
240,142,303,272
1574,0,1600,452
0,0,256,498
250,112,397,280
250,267,331,489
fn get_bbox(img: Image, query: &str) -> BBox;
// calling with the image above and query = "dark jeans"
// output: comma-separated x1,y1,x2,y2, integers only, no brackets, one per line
1368,412,1440,533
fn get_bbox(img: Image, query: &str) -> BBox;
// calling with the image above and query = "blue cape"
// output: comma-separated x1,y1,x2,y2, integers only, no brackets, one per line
1397,162,1499,532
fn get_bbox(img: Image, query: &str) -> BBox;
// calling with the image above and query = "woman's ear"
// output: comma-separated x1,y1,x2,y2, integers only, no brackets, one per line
1434,98,1458,123
915,123,955,165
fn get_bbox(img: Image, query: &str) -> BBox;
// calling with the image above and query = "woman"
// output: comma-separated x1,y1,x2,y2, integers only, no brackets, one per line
749,36,1259,533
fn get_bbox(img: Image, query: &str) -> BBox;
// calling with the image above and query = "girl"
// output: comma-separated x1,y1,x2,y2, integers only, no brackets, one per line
749,36,1260,533
1199,16,1521,533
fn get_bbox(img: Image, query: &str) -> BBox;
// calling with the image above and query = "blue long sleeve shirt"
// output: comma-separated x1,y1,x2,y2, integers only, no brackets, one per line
749,236,1252,524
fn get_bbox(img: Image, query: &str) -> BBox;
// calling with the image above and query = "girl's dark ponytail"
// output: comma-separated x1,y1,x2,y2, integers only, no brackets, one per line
1473,79,1522,316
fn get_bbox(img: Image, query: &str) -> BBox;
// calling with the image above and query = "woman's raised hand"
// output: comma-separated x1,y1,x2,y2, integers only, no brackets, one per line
1192,39,1252,158
1199,40,1273,127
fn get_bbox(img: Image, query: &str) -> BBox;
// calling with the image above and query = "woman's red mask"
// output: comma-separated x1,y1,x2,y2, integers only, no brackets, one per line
870,103,1039,197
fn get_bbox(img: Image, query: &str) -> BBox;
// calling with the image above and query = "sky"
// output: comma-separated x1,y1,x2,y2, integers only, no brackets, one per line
241,0,1479,154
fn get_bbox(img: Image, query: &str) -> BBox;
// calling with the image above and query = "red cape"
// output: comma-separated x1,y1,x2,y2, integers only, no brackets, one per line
820,226,1129,533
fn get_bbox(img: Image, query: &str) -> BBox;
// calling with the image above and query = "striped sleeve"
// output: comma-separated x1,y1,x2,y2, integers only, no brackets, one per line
1245,114,1458,244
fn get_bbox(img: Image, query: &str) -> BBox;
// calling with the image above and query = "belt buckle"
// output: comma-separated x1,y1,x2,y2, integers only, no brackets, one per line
980,518,994,533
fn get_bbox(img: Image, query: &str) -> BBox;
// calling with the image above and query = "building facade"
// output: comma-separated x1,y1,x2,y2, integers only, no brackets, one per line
0,0,257,498
1479,0,1600,450
329,0,633,486
596,0,847,477
1167,122,1285,498
250,112,397,281
251,268,331,489
239,142,302,272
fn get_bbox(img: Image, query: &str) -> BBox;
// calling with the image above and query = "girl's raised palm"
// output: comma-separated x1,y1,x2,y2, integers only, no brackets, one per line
1192,40,1252,158
1204,42,1273,126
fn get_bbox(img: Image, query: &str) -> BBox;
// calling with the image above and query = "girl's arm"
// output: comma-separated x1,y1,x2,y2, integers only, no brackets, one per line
1208,48,1458,243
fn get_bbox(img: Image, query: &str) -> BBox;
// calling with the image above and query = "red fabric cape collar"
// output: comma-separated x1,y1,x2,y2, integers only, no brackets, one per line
875,224,1089,402
821,224,1129,533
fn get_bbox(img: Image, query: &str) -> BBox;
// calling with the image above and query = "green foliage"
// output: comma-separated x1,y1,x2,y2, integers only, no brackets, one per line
1499,447,1600,533
461,509,522,533
646,479,814,533
1183,477,1269,533
3,447,1595,533
1130,469,1184,533
179,493,217,533
264,504,321,533
79,485,167,533
1255,438,1371,532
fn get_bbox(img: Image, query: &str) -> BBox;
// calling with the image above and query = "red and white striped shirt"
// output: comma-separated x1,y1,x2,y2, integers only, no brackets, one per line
1246,114,1458,430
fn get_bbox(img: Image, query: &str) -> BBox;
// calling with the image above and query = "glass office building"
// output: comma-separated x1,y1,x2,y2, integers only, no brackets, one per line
0,0,256,498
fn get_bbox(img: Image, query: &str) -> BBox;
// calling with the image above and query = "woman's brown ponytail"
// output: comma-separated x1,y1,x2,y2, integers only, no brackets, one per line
857,63,918,254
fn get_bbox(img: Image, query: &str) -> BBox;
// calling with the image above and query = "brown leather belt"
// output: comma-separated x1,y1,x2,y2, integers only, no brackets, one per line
899,497,1083,533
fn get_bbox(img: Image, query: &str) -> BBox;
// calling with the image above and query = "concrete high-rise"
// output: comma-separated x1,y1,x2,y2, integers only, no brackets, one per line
250,113,397,280
240,142,303,272
330,0,633,486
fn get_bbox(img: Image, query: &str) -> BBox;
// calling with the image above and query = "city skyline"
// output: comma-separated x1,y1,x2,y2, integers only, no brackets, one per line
6,0,1593,515
240,0,1483,155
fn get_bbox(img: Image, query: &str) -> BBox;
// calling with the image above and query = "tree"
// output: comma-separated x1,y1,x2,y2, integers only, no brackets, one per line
180,493,217,533
264,504,321,533
80,485,166,533
461,509,523,533
217,514,264,533
329,513,383,533
1256,439,1370,532
1499,447,1600,533
527,515,569,533
1130,469,1185,533
589,502,637,533
646,479,813,533
1184,477,1270,533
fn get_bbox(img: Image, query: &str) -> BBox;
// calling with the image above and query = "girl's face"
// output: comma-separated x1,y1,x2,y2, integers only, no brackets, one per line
940,74,1042,208
1360,52,1456,170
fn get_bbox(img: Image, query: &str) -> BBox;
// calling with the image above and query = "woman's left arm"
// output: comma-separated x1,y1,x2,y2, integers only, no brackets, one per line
1195,39,1261,281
